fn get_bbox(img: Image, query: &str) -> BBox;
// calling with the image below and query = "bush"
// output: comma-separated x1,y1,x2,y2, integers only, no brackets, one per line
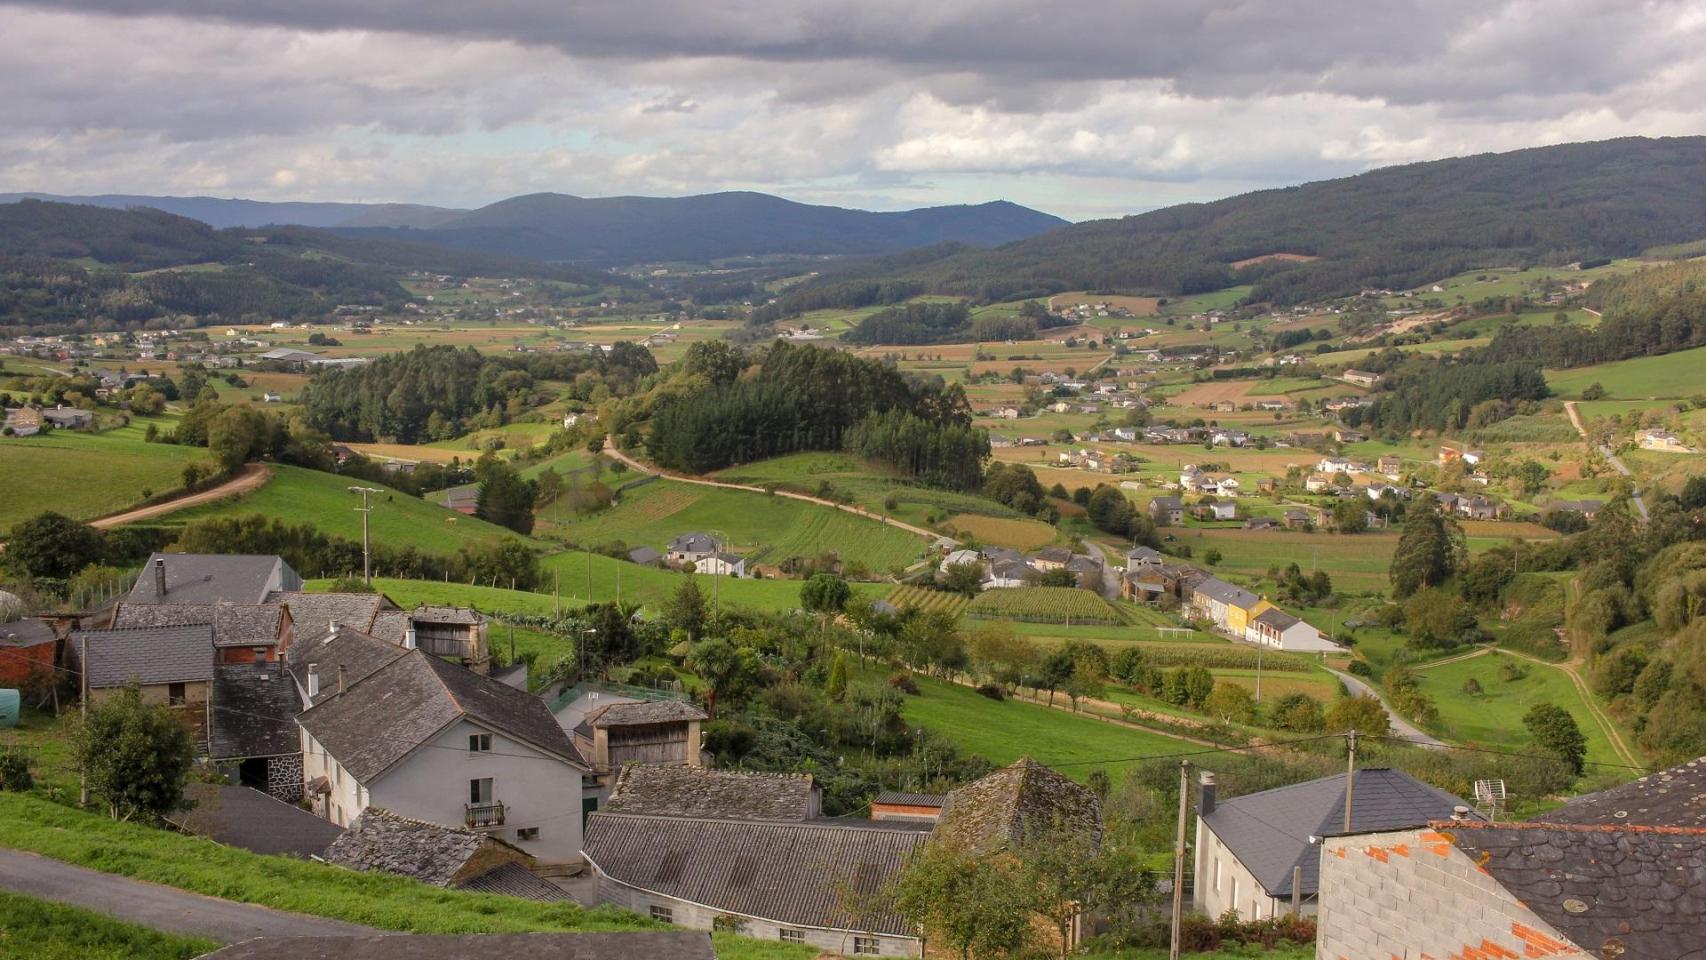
888,672,920,695
0,749,32,792
1347,660,1373,677
974,683,1006,701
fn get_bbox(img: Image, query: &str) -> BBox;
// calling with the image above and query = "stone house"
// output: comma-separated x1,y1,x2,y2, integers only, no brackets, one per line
1148,496,1184,525
322,807,568,901
76,623,215,720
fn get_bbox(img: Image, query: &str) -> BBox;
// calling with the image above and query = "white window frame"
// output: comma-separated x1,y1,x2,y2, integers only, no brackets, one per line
650,905,674,924
469,777,494,804
852,935,880,956
468,733,492,753
779,929,806,944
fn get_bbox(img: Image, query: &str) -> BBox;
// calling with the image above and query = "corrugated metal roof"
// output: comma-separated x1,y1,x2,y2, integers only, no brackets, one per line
872,791,946,807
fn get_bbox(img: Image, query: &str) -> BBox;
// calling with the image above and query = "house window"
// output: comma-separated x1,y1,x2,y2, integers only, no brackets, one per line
167,682,186,706
1213,857,1221,893
468,733,492,753
852,936,880,955
779,930,806,945
516,827,539,841
469,778,493,804
1230,876,1238,909
650,905,674,924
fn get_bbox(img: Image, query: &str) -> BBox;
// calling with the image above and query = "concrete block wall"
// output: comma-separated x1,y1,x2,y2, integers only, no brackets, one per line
1316,828,1590,960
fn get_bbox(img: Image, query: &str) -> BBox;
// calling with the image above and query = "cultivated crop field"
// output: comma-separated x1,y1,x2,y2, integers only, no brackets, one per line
0,419,202,529
884,584,971,618
944,513,1059,550
965,586,1125,625
557,478,925,572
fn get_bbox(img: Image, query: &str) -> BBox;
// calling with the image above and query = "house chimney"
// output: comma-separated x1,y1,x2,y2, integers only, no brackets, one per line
404,627,417,650
154,557,167,598
307,664,320,699
1198,771,1217,817
337,664,347,697
1452,805,1471,822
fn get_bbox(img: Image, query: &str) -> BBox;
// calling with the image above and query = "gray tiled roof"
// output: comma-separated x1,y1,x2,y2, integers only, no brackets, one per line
1536,756,1706,828
588,700,707,728
322,807,515,887
933,758,1101,857
628,546,662,565
413,605,486,625
208,664,300,759
168,783,343,858
1450,821,1706,960
584,812,925,938
1193,577,1261,610
112,602,284,647
298,651,583,782
0,618,55,649
1251,608,1300,631
269,591,391,638
607,765,818,821
286,624,408,705
1204,768,1475,898
126,553,299,605
199,932,717,960
667,532,717,552
77,624,214,687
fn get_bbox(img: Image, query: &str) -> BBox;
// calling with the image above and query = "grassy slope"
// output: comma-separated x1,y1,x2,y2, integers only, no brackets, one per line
0,418,200,529
0,890,218,960
1413,652,1622,767
548,478,925,572
1546,344,1706,399
0,794,807,960
164,464,530,557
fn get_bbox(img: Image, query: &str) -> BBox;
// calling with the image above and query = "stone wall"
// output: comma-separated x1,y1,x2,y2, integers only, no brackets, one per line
266,753,303,803
1316,827,1590,959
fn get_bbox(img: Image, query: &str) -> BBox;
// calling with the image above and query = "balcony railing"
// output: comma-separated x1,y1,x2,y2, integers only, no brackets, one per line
464,801,505,828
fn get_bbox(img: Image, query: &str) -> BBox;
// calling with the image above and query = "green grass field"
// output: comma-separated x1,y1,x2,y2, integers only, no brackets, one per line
0,417,200,529
0,794,807,960
1414,652,1622,767
550,478,926,572
0,890,218,960
165,464,529,559
1546,344,1706,400
714,451,1020,528
899,674,1199,782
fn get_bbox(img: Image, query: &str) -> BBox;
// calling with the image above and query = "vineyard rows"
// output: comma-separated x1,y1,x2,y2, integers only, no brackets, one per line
964,586,1125,625
884,584,972,618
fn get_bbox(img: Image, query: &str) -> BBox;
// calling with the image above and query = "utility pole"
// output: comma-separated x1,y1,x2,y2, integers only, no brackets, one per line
1291,865,1302,915
1344,729,1358,833
79,632,89,808
347,486,383,584
1255,640,1264,703
1170,759,1191,960
553,568,561,618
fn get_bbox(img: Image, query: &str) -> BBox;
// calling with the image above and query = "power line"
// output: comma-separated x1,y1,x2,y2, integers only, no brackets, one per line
1043,733,1347,769
1365,734,1647,773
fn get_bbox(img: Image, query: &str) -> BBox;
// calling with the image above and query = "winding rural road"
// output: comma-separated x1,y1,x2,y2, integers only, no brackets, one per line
0,847,373,942
90,462,273,529
602,446,953,546
1563,401,1648,520
1323,666,1448,749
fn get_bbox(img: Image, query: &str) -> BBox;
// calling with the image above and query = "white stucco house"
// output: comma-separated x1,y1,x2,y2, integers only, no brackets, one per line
297,645,591,866
1244,608,1338,652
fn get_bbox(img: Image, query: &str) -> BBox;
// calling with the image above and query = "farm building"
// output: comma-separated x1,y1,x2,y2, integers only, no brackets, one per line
1637,429,1692,453
0,618,57,687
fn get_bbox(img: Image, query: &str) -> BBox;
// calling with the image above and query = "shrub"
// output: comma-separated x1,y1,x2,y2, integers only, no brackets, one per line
974,683,1006,701
1347,660,1373,677
0,749,32,792
888,672,920,695
1462,677,1483,695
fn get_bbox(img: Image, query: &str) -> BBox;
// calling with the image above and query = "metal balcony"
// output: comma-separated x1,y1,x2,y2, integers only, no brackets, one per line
464,801,505,828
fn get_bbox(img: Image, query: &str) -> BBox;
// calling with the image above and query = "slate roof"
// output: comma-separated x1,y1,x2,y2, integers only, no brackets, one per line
125,553,298,605
1251,608,1300,631
873,791,947,808
78,624,214,687
1448,820,1706,960
1535,756,1706,828
606,765,818,821
199,932,717,960
208,664,300,759
297,650,584,782
167,783,343,858
413,605,486,626
453,861,571,902
1035,546,1073,564
588,700,707,728
668,532,718,552
268,591,391,639
1193,577,1262,610
0,618,55,649
113,602,284,647
933,758,1102,857
286,624,408,704
322,807,520,887
1126,547,1164,565
627,546,663,565
584,812,925,938
1204,768,1476,898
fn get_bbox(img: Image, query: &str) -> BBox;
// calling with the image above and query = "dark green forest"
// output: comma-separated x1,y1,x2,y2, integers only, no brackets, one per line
1485,259,1706,369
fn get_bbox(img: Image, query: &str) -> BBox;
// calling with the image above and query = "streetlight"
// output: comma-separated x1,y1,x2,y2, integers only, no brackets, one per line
348,486,383,583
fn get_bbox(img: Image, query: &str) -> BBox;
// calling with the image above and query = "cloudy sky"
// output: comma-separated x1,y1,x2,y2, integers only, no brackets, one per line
3,0,1705,220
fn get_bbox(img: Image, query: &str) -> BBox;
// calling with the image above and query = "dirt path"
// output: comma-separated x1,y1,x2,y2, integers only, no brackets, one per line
603,447,952,546
1563,400,1647,520
0,847,373,943
1498,648,1643,770
90,463,272,529
1322,666,1448,749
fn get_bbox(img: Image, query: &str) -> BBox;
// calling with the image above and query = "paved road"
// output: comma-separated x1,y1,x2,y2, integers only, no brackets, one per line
90,462,273,529
1323,666,1448,749
1079,539,1123,599
1564,401,1648,520
0,847,374,943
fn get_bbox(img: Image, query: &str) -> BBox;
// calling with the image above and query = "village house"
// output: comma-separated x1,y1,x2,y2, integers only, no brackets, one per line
38,404,94,429
1331,428,1364,444
1282,509,1312,530
1190,578,1269,636
1193,498,1238,521
1315,757,1706,959
1032,546,1073,571
1244,608,1336,652
1195,768,1476,921
74,623,216,726
1637,428,1692,452
1550,498,1604,520
694,552,746,578
627,546,663,567
563,695,708,783
297,644,590,865
1341,369,1382,387
126,553,303,607
1304,473,1334,493
1148,496,1184,525
667,533,720,565
1377,454,1402,478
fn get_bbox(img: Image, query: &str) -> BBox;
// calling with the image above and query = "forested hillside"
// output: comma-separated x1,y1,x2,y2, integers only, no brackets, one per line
0,200,615,333
823,136,1706,304
1486,258,1706,369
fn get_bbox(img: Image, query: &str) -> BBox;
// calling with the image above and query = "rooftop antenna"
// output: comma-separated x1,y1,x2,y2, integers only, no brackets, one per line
1473,778,1507,823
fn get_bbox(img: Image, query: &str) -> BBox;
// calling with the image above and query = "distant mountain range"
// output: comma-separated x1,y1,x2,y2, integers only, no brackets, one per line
840,136,1706,305
0,190,1068,265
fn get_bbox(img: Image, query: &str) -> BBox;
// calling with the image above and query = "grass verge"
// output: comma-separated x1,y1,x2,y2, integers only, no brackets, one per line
0,889,218,960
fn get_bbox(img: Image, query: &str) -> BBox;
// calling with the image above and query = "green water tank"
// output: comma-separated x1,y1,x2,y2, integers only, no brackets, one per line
0,690,18,729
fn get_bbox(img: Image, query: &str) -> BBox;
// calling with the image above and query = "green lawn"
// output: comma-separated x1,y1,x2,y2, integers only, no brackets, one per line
0,418,200,529
164,465,531,559
900,674,1200,782
0,890,217,960
547,478,926,573
1414,652,1622,767
0,793,808,960
1546,344,1706,400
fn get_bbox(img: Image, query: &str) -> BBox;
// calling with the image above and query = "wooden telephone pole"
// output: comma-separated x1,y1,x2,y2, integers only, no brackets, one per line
1170,759,1191,960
